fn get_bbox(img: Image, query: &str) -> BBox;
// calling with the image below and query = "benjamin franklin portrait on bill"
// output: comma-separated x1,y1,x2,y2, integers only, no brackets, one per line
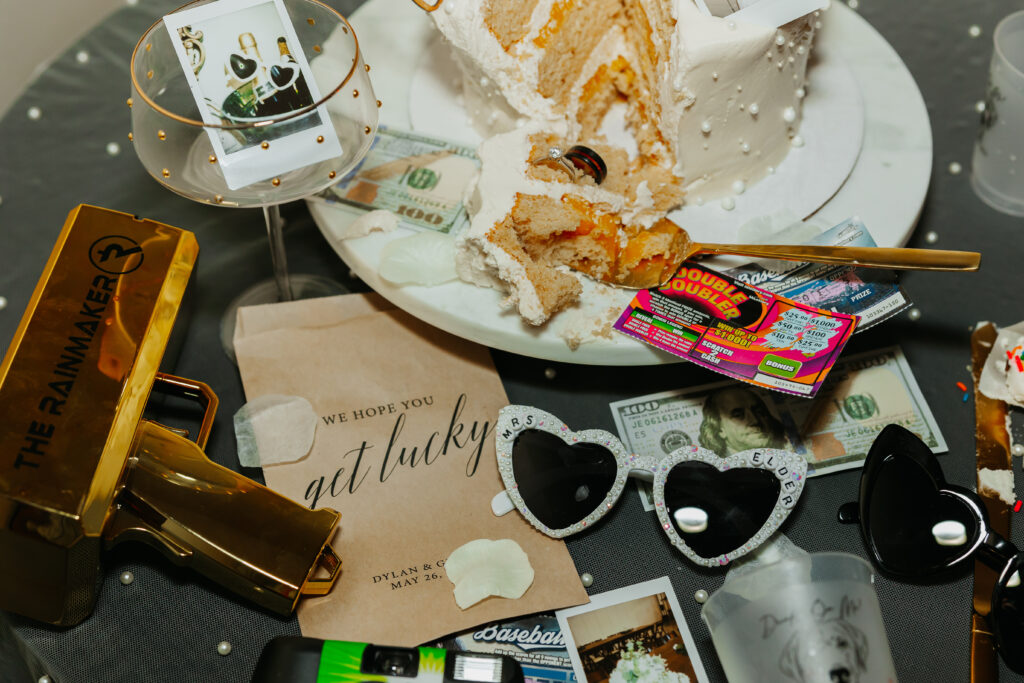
698,386,787,456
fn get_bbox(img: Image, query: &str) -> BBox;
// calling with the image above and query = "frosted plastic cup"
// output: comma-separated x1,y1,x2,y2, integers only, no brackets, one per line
701,553,898,683
971,10,1024,216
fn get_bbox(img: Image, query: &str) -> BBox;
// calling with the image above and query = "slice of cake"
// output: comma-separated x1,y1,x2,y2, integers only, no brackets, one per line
458,123,687,324
433,0,819,201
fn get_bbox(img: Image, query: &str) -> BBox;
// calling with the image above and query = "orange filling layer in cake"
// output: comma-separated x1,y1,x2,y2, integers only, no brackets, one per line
458,126,687,325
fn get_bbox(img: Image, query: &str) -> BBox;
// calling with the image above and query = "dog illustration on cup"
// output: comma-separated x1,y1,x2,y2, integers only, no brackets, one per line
764,596,869,683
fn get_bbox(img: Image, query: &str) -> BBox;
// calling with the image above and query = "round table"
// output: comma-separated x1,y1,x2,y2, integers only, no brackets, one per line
1,0,1023,681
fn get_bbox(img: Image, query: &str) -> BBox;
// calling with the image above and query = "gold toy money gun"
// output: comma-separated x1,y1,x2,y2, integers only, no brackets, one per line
0,205,341,626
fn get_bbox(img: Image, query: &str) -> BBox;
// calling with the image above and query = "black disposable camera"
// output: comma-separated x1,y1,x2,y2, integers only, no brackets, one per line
251,637,526,683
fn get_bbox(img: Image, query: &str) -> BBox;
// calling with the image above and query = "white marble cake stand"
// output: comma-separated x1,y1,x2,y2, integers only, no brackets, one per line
309,0,932,366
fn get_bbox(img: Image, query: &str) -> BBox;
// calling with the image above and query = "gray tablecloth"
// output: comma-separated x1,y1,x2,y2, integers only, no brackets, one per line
1,0,1023,681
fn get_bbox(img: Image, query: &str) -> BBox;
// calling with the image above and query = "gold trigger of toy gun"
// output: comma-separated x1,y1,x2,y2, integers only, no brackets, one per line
0,204,341,626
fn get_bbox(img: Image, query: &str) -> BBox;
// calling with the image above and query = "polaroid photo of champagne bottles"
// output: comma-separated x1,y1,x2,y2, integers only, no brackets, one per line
164,0,343,190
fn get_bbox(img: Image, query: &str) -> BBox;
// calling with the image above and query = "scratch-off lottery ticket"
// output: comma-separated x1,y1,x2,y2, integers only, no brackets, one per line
614,262,858,397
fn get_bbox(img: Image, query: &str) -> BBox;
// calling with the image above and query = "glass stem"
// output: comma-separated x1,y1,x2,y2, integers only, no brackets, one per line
263,204,293,301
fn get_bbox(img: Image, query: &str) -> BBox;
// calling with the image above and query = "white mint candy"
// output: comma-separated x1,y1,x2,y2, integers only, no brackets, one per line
674,506,708,533
932,520,968,546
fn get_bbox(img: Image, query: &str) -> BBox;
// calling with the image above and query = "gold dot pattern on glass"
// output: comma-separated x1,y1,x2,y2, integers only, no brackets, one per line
126,97,133,107
307,18,315,25
261,141,270,149
353,89,359,98
161,168,170,178
208,154,217,163
328,171,336,179
146,69,153,79
313,45,321,52
271,178,281,187
376,100,382,108
316,135,324,143
364,64,371,72
128,132,133,141
157,130,166,140
364,126,371,134
215,194,224,204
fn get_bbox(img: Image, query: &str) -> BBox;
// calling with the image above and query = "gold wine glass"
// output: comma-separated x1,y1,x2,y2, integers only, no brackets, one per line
129,0,379,352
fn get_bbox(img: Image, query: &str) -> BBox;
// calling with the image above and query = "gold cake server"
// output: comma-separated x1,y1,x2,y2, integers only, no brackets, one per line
577,218,982,290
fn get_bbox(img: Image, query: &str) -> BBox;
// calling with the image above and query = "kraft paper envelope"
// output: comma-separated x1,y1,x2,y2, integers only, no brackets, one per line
233,294,589,645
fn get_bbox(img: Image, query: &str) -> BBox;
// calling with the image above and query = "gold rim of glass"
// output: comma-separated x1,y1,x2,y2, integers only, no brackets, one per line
129,0,363,129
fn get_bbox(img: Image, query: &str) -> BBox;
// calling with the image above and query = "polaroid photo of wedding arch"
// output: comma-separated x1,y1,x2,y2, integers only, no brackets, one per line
164,0,342,189
556,578,710,683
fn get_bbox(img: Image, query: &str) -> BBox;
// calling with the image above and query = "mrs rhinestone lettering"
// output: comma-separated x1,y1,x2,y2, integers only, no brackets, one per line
14,273,121,470
306,393,493,509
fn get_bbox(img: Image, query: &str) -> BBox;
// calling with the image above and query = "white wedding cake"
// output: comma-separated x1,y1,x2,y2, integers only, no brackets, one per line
608,640,691,683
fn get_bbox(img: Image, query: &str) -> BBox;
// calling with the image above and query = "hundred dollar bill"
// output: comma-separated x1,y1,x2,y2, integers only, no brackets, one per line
723,217,911,331
310,125,479,235
609,346,946,509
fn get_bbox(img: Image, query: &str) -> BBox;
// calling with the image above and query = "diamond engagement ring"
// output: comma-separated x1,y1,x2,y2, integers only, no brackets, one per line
530,144,608,185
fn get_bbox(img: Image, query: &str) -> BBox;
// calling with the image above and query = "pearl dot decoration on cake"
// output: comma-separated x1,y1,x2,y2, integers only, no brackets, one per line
948,162,963,175
217,641,233,656
908,308,922,321
544,367,557,380
721,197,736,211
796,87,806,99
38,676,52,683
694,197,704,206
976,100,987,113
76,50,90,64
767,166,775,174
968,24,982,38
712,72,719,81
748,103,759,116
27,106,41,120
1013,444,1024,456
925,231,938,244
791,135,805,148
797,45,806,55
700,120,712,133
694,589,709,604
741,142,751,154
848,0,858,8
782,106,797,123
119,570,134,585
727,20,736,29
0,296,7,310
106,142,121,156
732,180,747,195
580,573,594,588
775,33,786,46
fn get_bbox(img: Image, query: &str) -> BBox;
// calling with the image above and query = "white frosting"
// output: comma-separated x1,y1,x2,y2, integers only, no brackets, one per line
979,468,1016,506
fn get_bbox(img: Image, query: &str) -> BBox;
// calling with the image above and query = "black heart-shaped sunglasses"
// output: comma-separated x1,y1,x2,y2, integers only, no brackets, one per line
839,424,1024,673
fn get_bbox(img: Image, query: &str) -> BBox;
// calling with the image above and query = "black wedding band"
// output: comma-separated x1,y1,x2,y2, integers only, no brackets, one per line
564,145,608,185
